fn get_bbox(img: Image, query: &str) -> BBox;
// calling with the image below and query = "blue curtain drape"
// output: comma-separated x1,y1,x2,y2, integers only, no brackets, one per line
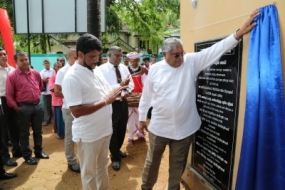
236,4,285,190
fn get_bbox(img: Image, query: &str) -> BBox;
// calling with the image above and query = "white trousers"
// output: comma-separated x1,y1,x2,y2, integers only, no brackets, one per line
77,135,111,190
127,107,144,140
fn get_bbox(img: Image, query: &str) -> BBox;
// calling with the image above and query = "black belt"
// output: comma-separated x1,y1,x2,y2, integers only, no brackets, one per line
18,101,40,106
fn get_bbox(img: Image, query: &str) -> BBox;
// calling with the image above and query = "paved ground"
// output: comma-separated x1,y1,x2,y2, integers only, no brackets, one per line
0,123,186,190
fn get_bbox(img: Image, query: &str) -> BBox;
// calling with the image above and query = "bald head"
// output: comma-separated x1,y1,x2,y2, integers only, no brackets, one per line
66,48,77,66
67,48,76,56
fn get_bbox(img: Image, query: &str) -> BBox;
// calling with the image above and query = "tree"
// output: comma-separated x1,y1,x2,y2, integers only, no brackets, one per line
87,0,101,39
109,0,180,53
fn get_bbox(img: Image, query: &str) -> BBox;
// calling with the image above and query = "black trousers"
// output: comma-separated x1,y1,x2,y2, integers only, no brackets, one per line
0,97,20,162
0,111,5,174
109,99,128,162
18,103,43,158
42,94,52,123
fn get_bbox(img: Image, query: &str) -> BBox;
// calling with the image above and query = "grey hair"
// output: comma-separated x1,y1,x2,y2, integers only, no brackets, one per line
108,46,121,55
161,38,183,53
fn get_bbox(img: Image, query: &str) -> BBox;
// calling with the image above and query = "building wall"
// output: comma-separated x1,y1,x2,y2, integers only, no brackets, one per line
180,0,284,189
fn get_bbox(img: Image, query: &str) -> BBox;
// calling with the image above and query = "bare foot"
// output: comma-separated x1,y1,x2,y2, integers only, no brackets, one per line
127,139,134,146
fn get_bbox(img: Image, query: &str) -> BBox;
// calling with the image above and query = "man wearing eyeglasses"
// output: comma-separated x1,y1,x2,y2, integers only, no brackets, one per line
138,10,260,190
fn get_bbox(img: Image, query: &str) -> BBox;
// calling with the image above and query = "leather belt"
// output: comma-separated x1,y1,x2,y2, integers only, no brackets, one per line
18,101,40,106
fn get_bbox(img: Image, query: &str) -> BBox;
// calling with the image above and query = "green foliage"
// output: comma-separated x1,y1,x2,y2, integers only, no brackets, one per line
0,0,180,54
110,0,180,53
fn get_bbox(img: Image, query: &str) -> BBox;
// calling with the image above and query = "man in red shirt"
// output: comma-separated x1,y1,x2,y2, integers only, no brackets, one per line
6,52,49,165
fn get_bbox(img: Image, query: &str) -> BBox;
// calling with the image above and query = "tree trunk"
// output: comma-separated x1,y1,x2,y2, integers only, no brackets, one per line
87,0,101,40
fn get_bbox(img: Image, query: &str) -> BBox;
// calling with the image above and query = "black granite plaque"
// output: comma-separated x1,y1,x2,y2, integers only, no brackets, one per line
192,37,242,190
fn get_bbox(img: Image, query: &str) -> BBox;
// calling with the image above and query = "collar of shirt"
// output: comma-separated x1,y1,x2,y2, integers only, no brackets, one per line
74,62,95,77
15,67,31,74
43,68,54,72
106,62,118,70
0,64,14,71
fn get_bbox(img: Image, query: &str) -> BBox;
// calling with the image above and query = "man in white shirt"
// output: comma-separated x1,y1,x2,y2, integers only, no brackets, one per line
62,34,127,190
97,46,134,171
138,10,260,190
54,49,80,173
40,59,55,126
0,47,21,167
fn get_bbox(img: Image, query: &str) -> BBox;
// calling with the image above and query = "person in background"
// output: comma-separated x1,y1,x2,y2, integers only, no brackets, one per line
123,55,129,66
54,49,80,173
62,34,128,190
142,57,150,82
40,59,55,126
6,52,49,165
138,10,259,190
57,56,65,67
150,54,158,66
97,46,134,171
0,47,21,167
102,55,108,64
0,116,17,181
126,52,148,146
49,62,64,139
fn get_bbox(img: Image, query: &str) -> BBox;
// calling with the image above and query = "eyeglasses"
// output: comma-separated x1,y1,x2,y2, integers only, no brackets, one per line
59,60,65,62
171,51,186,58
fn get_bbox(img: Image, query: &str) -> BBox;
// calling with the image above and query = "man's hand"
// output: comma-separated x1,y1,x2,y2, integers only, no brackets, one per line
14,106,21,113
104,86,128,104
139,121,148,134
236,9,260,39
42,77,49,83
120,75,131,86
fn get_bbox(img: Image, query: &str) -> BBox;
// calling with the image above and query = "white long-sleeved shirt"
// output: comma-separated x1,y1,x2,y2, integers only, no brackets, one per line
0,64,14,97
97,62,134,93
138,34,239,140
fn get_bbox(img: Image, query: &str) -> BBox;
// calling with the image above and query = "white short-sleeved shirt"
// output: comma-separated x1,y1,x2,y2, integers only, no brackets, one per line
62,62,112,142
55,64,71,109
40,69,55,95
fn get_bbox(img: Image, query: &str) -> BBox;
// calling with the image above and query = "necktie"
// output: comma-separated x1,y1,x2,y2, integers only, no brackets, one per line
114,66,122,83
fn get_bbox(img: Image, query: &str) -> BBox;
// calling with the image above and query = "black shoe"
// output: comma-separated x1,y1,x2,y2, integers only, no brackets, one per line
7,141,12,147
119,151,127,158
68,164,80,173
35,151,49,159
24,157,37,165
0,172,17,180
13,152,22,158
4,158,17,166
112,161,120,171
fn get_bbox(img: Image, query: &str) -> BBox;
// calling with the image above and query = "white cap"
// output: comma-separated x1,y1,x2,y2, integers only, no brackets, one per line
126,52,142,59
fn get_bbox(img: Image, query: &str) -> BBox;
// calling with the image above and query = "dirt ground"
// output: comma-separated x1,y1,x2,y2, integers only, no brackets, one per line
0,123,186,190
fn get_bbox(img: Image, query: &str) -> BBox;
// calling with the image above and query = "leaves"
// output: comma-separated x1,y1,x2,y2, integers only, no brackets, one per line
0,0,180,54
110,0,180,53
